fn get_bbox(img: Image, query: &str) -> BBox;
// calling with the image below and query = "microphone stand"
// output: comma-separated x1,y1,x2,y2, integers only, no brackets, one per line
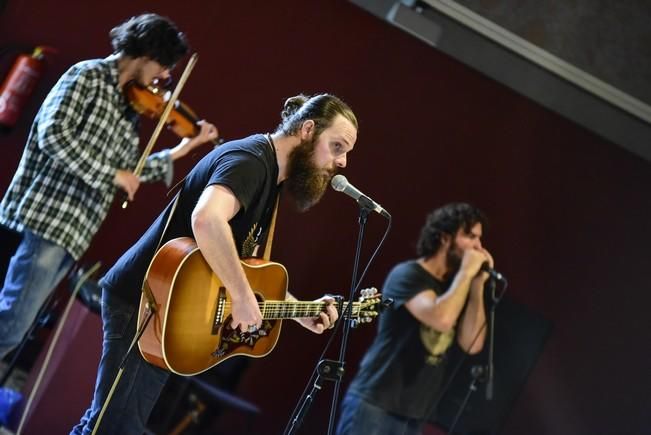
285,204,371,435
447,277,502,434
485,277,498,401
447,364,485,434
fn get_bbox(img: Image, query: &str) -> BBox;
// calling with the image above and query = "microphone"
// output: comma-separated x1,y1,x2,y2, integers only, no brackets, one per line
481,262,505,281
330,175,391,219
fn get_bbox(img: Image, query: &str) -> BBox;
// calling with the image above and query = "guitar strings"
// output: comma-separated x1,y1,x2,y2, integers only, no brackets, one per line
220,301,363,318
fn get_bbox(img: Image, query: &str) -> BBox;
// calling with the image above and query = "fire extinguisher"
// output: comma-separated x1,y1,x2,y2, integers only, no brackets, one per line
0,46,56,132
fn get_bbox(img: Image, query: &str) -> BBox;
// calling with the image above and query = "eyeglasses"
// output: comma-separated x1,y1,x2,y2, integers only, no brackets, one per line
152,76,173,88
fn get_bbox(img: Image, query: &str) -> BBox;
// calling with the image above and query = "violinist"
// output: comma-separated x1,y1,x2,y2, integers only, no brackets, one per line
0,13,218,361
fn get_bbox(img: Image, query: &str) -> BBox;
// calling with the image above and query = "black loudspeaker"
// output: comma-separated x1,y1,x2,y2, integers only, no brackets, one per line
429,294,552,435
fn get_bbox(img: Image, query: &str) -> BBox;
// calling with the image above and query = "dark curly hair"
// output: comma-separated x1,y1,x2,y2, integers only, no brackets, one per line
416,203,487,258
276,93,358,137
109,13,188,68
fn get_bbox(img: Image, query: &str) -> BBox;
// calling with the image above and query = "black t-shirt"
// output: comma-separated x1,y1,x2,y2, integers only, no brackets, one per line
347,260,455,420
100,134,280,305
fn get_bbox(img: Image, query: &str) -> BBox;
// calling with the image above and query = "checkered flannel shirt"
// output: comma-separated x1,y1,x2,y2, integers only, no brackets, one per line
0,55,173,260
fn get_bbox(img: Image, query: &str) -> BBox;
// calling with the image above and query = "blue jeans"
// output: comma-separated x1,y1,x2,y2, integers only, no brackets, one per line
0,230,74,358
336,393,424,435
71,289,169,435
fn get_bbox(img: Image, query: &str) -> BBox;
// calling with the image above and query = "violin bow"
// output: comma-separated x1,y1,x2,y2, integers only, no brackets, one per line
121,53,199,209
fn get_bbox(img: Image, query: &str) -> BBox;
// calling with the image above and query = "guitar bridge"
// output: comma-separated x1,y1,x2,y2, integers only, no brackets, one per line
211,320,272,357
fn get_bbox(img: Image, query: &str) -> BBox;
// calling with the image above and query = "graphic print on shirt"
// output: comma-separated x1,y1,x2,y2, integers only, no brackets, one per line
241,222,263,258
419,325,455,365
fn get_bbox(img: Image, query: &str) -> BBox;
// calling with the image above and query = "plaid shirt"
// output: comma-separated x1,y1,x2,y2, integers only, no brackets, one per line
0,55,173,260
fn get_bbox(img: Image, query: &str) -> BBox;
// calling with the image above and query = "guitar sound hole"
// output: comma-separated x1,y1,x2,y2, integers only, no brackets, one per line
211,287,228,335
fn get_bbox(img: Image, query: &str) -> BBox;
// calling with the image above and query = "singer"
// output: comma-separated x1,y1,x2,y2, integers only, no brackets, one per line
72,93,358,434
336,203,494,435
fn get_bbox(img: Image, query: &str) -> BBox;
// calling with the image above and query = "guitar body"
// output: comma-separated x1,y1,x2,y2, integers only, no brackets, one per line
138,237,288,376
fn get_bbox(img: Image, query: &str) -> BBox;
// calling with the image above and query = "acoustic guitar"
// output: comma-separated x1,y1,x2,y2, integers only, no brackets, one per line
137,237,381,376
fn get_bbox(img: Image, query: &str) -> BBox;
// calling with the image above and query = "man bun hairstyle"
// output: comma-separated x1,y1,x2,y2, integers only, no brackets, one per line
280,94,310,121
109,13,188,68
416,203,487,258
277,93,358,138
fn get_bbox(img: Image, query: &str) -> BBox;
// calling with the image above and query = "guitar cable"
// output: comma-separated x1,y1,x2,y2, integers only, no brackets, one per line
90,297,158,435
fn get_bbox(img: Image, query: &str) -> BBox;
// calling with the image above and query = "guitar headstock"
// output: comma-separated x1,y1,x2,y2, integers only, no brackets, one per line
353,287,382,325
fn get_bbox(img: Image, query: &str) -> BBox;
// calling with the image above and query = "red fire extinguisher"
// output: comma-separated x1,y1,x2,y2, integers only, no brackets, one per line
0,46,56,131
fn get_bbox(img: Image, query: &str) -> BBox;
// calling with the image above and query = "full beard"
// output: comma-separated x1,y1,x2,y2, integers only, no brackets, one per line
285,137,336,212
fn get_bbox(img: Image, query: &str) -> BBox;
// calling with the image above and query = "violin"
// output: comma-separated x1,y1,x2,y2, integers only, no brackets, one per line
124,81,220,144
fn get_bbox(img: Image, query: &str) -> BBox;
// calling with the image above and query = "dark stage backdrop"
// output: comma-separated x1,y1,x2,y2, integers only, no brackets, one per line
1,1,650,434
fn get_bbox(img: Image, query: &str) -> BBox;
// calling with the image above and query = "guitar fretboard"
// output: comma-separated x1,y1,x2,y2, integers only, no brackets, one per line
223,301,361,319
265,301,362,319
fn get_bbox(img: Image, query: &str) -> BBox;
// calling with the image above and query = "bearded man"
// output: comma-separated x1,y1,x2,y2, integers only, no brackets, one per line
337,203,493,435
73,93,358,435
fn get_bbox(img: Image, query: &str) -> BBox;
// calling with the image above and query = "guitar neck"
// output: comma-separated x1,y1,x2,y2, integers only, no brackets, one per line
259,300,358,319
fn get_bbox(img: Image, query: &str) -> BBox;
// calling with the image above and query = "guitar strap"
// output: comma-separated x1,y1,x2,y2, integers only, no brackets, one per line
262,195,279,261
141,189,182,308
262,132,280,262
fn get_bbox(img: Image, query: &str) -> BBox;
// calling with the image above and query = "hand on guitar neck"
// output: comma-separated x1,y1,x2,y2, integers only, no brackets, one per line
291,294,339,334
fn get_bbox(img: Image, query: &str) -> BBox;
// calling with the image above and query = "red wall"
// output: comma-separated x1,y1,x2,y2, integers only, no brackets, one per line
2,1,650,434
